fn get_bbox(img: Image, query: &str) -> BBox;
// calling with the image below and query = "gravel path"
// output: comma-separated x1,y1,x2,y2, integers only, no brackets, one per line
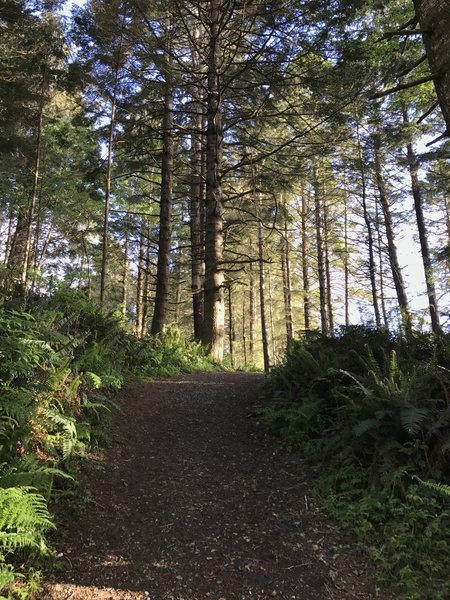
40,372,388,600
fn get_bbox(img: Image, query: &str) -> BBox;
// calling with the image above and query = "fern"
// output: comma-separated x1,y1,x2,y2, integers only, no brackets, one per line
0,456,71,495
414,476,450,498
0,487,54,554
40,408,77,459
400,406,429,435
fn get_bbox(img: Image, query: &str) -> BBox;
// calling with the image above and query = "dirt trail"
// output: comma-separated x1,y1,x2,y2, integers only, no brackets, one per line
41,372,387,600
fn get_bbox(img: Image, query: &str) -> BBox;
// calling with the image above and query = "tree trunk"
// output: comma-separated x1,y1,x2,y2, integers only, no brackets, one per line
3,204,14,266
301,190,311,330
402,106,441,334
323,193,334,333
7,69,46,294
100,83,118,304
22,65,46,292
413,0,450,134
314,167,328,334
227,284,234,367
258,207,270,372
375,203,390,330
281,197,294,340
135,220,146,338
242,295,247,368
100,16,127,304
357,124,381,328
190,102,205,341
189,23,206,342
374,135,411,329
151,76,174,334
143,222,151,335
201,0,225,361
249,249,256,362
343,190,350,327
267,263,277,362
121,220,130,317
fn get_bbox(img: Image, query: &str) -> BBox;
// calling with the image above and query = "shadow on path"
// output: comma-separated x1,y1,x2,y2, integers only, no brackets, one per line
41,372,387,600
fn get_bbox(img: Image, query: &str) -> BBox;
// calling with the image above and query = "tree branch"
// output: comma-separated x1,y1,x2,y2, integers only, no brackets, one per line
417,101,439,124
370,73,438,100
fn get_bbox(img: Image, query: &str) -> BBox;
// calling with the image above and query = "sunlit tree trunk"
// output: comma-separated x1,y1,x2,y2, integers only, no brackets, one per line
143,222,152,334
258,208,270,372
281,196,294,340
343,190,350,327
202,0,225,361
375,203,390,331
151,73,174,334
227,284,235,367
402,106,441,334
323,192,334,333
314,167,328,334
3,205,14,266
242,295,247,367
301,190,311,329
267,263,277,361
22,67,47,292
356,125,381,328
249,249,256,361
100,16,127,304
374,135,411,328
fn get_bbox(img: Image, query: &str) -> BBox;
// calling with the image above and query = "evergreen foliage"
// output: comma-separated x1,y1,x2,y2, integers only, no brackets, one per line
0,288,217,597
266,327,450,598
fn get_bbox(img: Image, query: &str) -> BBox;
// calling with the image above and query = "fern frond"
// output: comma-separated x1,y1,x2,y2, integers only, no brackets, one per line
0,487,54,556
0,487,53,531
400,406,429,435
41,408,77,459
414,476,450,497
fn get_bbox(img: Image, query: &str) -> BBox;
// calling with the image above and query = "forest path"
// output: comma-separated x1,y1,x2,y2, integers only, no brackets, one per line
41,372,386,600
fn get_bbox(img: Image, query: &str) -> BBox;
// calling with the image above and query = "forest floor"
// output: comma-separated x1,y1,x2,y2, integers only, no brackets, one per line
40,372,392,600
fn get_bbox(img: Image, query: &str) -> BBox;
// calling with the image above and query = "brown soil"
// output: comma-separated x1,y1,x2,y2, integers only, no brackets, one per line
40,372,390,600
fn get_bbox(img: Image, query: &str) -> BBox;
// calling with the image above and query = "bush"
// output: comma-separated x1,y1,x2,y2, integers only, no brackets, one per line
0,288,218,596
266,326,450,599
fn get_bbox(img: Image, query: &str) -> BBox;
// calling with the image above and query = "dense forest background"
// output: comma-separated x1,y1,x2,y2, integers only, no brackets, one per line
2,0,450,368
2,1,450,598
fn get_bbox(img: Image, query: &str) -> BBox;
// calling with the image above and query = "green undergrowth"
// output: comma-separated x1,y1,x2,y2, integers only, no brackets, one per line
265,326,450,600
0,288,218,598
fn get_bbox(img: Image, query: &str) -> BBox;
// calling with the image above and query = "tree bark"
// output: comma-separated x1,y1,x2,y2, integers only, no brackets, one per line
190,93,206,341
201,0,225,361
375,203,390,331
258,206,270,372
314,167,328,335
343,190,350,327
402,106,441,334
227,284,234,367
100,11,127,304
135,220,146,338
301,190,311,330
374,135,411,329
413,0,450,134
249,246,256,361
356,124,381,328
281,196,294,341
151,73,174,334
323,193,334,334
121,220,130,317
